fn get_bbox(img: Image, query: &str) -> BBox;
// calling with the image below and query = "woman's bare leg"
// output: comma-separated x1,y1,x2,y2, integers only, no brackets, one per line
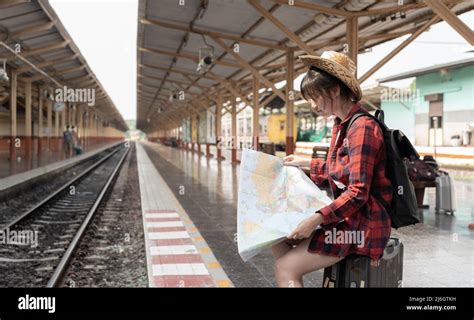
271,241,293,260
274,237,343,287
272,238,305,260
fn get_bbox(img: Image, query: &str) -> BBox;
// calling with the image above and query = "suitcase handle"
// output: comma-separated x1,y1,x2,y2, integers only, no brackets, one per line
382,238,400,260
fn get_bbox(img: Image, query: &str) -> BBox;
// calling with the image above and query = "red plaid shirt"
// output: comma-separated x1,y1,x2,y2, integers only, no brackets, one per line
308,103,392,261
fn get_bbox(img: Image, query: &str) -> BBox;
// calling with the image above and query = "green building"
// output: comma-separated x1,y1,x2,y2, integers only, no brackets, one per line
379,58,474,147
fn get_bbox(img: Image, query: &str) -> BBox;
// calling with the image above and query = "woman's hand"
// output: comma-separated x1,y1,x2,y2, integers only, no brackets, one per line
283,155,311,167
288,213,324,240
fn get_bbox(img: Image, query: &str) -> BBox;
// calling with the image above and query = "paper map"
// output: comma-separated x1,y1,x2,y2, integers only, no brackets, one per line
237,149,332,261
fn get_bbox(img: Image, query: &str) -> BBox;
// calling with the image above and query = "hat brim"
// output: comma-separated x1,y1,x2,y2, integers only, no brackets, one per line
299,55,362,101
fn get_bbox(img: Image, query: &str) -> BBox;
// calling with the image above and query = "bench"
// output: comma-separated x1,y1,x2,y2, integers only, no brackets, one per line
312,145,329,159
262,143,276,156
412,180,436,208
299,147,325,179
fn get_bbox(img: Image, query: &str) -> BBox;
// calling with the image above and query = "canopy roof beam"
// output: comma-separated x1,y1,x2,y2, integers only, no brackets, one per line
210,35,286,101
424,0,474,45
359,11,446,84
140,17,288,51
247,0,314,54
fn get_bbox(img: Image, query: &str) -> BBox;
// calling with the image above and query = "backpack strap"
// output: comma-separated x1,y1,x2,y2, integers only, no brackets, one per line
374,109,385,123
347,112,369,131
332,113,372,154
347,110,387,133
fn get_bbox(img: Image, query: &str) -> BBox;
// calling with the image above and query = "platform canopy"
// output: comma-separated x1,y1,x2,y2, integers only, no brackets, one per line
0,0,128,132
136,0,473,133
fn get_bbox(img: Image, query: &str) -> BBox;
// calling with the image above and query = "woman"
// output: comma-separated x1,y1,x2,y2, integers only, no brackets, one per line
273,51,392,287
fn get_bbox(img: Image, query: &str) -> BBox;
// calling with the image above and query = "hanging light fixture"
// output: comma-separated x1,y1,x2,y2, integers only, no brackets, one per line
46,88,55,101
169,92,177,102
196,35,214,74
0,59,9,84
313,13,328,26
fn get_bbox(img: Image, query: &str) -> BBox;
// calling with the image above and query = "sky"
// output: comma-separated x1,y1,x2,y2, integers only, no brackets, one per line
49,1,473,120
358,10,474,88
50,0,138,120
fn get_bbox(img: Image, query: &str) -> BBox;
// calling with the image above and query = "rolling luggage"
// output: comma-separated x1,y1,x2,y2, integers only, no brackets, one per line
323,238,403,288
435,171,456,213
74,145,83,155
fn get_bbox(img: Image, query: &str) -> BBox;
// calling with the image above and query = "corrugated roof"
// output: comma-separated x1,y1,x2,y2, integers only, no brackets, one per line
378,57,474,83
136,0,474,133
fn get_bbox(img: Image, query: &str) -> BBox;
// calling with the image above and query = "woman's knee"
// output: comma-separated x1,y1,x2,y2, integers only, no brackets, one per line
274,256,298,279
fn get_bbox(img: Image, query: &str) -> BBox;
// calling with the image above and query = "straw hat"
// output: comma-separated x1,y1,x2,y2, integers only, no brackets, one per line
299,51,362,101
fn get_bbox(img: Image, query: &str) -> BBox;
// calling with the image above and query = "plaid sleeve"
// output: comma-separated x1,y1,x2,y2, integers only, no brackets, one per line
309,158,327,184
319,118,384,225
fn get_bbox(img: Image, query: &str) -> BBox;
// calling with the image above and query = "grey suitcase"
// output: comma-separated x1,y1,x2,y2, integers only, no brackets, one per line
435,171,456,213
323,238,403,288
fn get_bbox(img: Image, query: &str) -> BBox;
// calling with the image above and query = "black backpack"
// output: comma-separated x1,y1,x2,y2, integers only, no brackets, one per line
348,110,420,229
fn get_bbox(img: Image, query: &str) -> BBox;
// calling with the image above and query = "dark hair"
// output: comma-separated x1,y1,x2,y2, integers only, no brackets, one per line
300,67,353,103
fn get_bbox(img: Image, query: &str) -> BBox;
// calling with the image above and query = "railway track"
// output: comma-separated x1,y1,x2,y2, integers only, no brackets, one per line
0,144,129,287
60,144,147,287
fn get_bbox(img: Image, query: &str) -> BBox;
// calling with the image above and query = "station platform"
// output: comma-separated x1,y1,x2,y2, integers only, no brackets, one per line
0,142,123,200
136,142,232,287
138,141,474,287
0,139,122,179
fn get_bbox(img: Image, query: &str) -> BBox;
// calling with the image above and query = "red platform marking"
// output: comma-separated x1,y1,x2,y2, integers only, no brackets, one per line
149,238,194,246
151,254,204,265
146,226,187,233
145,209,178,213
